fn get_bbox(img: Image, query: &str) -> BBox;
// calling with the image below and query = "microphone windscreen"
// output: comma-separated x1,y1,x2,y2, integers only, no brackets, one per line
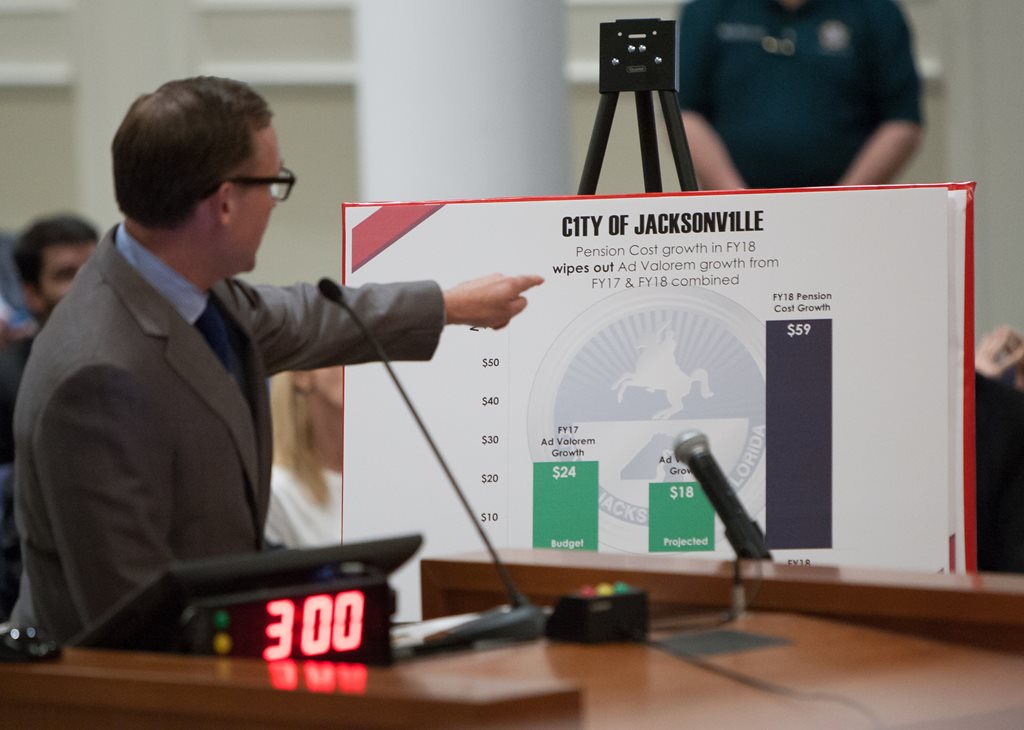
673,430,709,465
317,278,343,304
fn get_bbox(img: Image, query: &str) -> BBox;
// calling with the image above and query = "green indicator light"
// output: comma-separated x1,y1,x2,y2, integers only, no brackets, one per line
213,609,231,631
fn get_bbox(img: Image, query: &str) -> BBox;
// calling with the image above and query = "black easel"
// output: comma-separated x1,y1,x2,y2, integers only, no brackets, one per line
578,18,699,195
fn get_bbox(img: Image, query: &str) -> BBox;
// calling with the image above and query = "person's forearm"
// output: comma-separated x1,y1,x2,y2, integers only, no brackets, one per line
681,111,746,190
838,121,922,186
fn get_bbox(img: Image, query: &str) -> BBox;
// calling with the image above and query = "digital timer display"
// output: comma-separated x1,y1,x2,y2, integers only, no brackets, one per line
262,590,365,660
188,576,393,665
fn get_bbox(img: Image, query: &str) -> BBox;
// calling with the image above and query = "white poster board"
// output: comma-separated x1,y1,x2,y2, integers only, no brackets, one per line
340,185,974,620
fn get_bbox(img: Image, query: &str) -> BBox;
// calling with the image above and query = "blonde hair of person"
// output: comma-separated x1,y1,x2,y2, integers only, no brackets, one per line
270,370,330,505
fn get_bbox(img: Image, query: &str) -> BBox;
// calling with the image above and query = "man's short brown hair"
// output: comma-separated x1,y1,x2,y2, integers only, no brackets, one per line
112,76,273,229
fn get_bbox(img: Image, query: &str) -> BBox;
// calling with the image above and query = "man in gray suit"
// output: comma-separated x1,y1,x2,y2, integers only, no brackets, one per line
10,76,542,642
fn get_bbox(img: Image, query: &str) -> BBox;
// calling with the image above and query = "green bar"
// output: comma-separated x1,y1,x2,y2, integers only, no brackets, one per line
649,482,715,552
533,461,598,551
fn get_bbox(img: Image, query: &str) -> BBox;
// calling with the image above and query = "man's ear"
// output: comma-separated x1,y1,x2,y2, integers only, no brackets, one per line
203,182,234,226
21,282,44,316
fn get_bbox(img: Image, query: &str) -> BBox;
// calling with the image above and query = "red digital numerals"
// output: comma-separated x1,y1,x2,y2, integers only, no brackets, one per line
262,590,365,661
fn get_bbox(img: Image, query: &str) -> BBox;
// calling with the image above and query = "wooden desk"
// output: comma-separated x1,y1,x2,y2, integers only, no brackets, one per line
421,549,1024,652
4,611,1023,728
414,551,1024,727
6,553,1024,728
405,611,1024,728
0,646,580,729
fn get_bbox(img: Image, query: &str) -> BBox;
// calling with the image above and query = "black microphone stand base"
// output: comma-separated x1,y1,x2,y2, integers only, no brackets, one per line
414,604,547,654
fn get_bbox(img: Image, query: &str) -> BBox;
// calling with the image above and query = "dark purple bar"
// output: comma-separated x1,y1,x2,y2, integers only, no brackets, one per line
766,319,832,549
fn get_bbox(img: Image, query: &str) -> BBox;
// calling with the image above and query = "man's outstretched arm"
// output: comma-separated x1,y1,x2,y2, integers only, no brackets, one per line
443,273,544,330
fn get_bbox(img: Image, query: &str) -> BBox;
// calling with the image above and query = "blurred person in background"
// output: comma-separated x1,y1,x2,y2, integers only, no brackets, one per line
976,325,1024,390
266,366,344,548
975,324,1024,572
0,231,36,346
677,0,923,190
0,214,97,620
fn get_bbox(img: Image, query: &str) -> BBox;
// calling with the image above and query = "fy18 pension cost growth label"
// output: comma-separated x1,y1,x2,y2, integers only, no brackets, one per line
342,187,969,585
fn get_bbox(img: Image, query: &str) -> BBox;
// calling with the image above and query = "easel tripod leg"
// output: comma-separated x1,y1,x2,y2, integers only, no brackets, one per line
658,90,699,192
635,90,663,193
578,92,619,195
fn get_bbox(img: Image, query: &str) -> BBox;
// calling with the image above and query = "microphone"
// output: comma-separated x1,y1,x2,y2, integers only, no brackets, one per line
673,430,771,560
317,278,545,650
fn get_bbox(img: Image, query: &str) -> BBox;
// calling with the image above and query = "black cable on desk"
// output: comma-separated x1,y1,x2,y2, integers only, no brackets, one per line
648,640,883,728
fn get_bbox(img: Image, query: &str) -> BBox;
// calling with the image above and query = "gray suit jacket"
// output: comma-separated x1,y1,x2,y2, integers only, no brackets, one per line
12,230,444,641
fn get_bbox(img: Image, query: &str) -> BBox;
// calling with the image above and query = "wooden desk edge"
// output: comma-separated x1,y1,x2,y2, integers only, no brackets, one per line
421,550,1024,653
0,647,582,729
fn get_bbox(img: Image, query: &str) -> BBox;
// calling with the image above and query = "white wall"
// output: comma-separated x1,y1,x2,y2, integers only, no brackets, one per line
0,0,1020,332
937,1,1024,335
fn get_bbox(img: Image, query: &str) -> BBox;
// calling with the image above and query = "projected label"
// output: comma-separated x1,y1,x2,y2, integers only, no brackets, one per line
649,482,715,552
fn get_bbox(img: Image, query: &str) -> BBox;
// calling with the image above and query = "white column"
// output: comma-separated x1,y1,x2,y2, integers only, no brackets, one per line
354,0,569,200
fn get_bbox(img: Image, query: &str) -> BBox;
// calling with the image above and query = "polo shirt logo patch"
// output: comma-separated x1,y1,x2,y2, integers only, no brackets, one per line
818,20,851,53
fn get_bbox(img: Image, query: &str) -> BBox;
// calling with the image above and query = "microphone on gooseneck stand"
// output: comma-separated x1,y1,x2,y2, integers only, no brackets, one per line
673,430,771,617
317,278,545,651
672,430,771,561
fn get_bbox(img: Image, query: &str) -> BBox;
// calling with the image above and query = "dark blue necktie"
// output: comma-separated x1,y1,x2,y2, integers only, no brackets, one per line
195,297,231,370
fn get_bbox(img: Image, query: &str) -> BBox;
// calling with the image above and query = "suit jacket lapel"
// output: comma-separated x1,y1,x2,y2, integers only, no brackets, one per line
95,238,262,508
163,315,260,489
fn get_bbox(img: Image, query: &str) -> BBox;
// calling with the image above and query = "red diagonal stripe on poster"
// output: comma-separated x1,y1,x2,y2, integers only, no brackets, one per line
351,203,444,271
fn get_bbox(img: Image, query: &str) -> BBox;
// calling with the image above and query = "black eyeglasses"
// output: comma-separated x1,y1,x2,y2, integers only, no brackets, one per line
213,166,297,202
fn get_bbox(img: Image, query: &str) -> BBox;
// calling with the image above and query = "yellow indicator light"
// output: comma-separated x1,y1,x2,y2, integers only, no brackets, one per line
213,632,233,655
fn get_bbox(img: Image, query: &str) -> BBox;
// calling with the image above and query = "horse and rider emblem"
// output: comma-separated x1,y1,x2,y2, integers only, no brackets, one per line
611,324,714,419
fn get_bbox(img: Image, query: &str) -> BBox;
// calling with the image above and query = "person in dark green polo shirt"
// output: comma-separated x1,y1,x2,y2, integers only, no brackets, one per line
677,0,923,190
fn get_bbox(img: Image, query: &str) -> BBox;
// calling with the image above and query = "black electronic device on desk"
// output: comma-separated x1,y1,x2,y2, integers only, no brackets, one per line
546,582,648,644
73,533,422,666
